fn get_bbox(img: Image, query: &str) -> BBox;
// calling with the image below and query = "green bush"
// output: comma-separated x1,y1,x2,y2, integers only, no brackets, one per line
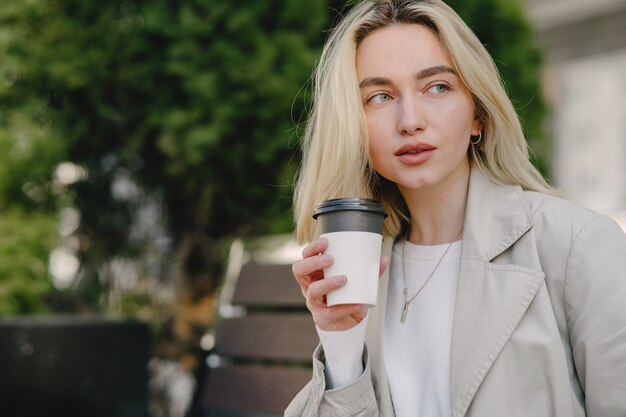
0,209,59,314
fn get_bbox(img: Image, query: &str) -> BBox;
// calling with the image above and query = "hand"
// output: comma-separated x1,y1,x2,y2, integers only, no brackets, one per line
292,237,389,332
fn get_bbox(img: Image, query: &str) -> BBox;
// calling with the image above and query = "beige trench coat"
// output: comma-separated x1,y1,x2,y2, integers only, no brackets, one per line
285,169,626,417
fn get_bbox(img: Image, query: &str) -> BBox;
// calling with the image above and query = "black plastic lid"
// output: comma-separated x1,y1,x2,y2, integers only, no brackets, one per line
312,197,387,219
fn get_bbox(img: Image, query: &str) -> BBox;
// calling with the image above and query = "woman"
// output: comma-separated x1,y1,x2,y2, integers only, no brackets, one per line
287,1,626,416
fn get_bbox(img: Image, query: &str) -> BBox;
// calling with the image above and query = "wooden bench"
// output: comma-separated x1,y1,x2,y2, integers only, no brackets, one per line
196,237,318,417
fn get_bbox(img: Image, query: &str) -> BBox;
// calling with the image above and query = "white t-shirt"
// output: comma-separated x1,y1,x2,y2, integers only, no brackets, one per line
317,239,461,417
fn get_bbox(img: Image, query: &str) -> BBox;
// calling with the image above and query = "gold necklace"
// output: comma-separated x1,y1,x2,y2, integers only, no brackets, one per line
400,230,462,323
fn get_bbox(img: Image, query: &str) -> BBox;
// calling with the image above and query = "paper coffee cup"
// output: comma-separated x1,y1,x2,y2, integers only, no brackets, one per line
312,198,387,307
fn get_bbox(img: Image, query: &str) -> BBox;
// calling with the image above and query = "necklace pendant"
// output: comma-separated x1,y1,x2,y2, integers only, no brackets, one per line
401,301,409,323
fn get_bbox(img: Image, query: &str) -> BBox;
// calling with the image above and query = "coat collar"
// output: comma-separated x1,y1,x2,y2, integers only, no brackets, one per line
461,168,533,261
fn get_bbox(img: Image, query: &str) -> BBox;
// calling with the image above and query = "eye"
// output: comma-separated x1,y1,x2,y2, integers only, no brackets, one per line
426,83,450,94
368,92,393,104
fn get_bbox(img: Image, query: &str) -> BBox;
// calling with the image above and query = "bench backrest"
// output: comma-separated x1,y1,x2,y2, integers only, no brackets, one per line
198,257,318,417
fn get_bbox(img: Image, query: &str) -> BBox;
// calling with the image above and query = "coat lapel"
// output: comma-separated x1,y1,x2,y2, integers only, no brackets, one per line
450,170,545,417
366,235,396,416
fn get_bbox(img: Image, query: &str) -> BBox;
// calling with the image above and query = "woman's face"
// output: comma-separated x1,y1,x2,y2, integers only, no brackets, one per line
356,24,481,196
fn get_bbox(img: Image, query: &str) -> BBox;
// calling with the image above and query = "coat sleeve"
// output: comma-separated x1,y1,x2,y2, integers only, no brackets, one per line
284,344,380,417
564,215,626,416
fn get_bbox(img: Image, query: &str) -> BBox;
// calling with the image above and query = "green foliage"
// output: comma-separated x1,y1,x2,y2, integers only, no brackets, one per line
0,111,66,210
0,209,59,314
1,0,326,236
146,0,326,237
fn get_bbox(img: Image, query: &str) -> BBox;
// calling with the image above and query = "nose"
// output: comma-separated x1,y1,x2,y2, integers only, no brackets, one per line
397,96,426,136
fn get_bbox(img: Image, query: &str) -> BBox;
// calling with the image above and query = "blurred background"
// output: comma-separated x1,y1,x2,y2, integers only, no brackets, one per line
0,0,624,416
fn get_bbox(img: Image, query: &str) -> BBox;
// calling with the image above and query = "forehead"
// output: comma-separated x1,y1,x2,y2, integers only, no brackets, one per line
356,24,452,79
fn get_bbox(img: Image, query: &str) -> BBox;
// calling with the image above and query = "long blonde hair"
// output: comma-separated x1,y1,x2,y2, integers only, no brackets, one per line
294,0,553,243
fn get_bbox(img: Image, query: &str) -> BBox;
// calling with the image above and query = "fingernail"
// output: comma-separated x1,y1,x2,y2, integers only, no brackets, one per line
335,276,347,285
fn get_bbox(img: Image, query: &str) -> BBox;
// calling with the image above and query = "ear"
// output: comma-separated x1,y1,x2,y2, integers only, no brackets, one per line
471,95,486,135
471,118,484,136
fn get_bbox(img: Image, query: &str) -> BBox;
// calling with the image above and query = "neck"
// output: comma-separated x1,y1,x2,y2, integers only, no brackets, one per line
400,164,470,245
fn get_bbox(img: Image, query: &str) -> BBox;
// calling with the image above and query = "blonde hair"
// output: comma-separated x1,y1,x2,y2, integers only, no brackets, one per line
294,0,553,243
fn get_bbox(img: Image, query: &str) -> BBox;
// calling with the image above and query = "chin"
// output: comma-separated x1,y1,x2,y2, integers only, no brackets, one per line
397,176,435,191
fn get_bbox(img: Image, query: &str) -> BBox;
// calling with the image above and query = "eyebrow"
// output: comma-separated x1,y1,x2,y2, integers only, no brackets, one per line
358,65,457,89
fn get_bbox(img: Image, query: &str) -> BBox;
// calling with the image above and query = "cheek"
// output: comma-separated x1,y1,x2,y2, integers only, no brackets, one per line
366,112,386,138
366,115,389,159
442,102,475,137
368,138,385,169
367,134,392,177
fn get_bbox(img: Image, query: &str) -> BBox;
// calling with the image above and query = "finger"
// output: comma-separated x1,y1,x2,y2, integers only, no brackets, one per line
292,254,332,301
327,303,367,319
301,237,328,258
314,304,368,331
295,269,325,299
292,254,333,283
379,256,390,276
306,275,346,308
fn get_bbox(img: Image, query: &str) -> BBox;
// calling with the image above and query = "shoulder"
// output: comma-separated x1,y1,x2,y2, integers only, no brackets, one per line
523,190,600,229
466,170,625,261
522,190,626,255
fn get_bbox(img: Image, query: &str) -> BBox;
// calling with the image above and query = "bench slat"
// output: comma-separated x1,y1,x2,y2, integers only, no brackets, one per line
215,313,317,362
232,263,303,307
200,365,311,416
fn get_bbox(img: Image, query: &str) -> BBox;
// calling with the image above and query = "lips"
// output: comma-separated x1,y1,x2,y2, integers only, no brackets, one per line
395,143,436,156
394,143,436,164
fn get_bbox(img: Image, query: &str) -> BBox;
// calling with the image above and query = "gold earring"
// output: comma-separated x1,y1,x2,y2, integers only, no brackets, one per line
470,132,482,145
